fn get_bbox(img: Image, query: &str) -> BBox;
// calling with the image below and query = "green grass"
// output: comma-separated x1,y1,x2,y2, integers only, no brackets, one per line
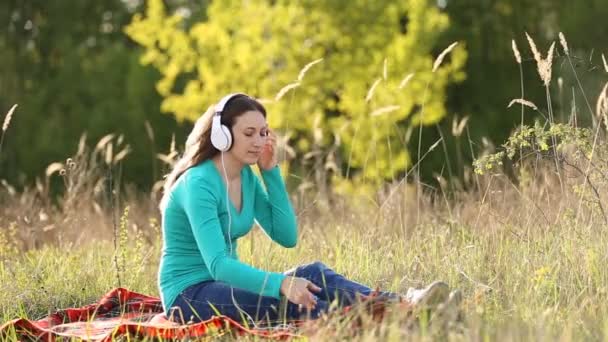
2,30,607,340
2,194,608,340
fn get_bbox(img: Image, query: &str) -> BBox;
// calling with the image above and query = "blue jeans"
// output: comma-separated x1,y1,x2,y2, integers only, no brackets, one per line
169,261,399,324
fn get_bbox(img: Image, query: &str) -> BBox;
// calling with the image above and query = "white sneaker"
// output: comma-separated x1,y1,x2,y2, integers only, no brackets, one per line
441,290,462,314
404,281,450,308
432,289,463,324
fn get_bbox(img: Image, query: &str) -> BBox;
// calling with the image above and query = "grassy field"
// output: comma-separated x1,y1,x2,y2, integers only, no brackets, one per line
2,34,608,340
1,155,608,341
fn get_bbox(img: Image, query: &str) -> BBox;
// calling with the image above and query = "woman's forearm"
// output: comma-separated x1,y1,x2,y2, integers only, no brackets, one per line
254,166,298,247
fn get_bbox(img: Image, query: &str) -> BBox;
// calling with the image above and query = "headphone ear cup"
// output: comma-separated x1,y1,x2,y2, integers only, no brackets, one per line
211,115,231,152
219,124,232,151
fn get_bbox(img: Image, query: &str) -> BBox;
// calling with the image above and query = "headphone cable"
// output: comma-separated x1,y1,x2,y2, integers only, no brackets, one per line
220,151,261,328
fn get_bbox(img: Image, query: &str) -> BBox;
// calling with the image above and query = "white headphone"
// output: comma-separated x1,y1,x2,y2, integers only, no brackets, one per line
210,93,249,152
212,92,262,326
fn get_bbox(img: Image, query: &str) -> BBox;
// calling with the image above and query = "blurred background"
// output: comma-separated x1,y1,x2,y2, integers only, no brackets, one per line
1,0,607,196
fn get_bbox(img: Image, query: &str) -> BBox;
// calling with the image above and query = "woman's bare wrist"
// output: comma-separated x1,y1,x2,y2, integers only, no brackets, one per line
280,276,292,296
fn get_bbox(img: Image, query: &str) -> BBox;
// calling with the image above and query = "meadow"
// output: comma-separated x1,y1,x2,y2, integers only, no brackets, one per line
1,34,608,341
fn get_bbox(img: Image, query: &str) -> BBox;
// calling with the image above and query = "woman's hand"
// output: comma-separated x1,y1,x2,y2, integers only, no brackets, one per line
257,128,277,170
280,276,322,311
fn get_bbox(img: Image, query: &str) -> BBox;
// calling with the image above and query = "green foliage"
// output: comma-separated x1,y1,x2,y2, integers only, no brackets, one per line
473,122,593,175
125,0,466,191
436,1,608,187
0,222,18,261
117,205,131,286
2,0,608,192
0,1,183,190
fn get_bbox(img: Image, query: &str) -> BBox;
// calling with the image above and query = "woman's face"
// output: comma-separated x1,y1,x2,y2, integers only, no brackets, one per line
229,110,268,165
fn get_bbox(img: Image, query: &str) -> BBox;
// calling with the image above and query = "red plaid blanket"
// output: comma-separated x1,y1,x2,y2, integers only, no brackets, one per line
1,288,404,341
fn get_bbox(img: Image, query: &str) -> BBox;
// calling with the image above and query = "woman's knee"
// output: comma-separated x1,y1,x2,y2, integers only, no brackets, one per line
294,261,330,281
284,261,329,278
306,261,328,272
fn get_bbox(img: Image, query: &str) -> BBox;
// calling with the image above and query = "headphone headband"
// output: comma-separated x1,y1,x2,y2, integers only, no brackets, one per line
214,93,249,115
210,92,250,152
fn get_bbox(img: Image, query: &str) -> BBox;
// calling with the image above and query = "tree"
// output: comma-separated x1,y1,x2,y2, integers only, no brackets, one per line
125,0,466,195
0,0,182,190
435,0,608,185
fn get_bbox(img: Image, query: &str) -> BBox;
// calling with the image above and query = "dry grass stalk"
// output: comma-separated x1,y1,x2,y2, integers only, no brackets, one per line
2,104,17,132
77,134,87,156
398,73,415,89
541,43,556,86
512,40,522,64
525,33,555,87
525,32,542,64
1,104,19,154
255,98,275,104
558,32,569,56
297,58,323,82
170,134,176,155
365,78,382,102
602,54,608,73
508,98,538,111
370,105,400,117
432,42,458,73
268,58,324,104
66,158,76,170
596,82,608,131
45,162,65,178
383,58,388,80
275,82,301,101
144,120,154,142
95,134,114,152
156,152,176,166
113,146,132,164
105,143,113,165
452,116,470,137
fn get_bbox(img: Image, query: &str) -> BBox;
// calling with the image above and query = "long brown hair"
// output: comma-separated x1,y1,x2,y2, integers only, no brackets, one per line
159,94,267,211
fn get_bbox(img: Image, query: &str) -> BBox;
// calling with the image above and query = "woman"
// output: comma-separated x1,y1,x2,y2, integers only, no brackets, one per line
159,93,455,325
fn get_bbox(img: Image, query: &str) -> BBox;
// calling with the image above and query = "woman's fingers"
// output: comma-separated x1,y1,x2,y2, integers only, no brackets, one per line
264,135,276,151
307,282,322,293
288,278,322,312
266,138,276,146
296,290,317,310
267,128,276,138
265,129,277,143
308,292,317,306
298,295,316,312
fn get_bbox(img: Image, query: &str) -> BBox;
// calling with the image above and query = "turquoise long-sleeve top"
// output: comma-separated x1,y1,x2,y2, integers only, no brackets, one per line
158,159,298,314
